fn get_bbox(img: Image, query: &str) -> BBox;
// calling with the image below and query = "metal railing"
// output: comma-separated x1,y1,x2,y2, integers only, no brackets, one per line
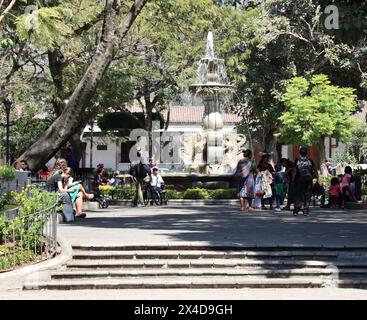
0,203,58,272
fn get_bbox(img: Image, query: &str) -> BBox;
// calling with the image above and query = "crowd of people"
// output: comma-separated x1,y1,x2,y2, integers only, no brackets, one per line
12,143,363,222
235,146,361,215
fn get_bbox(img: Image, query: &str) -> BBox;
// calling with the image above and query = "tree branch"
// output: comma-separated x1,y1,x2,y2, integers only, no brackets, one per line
0,0,16,24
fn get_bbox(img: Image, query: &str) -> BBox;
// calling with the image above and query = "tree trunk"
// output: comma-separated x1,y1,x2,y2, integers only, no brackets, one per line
48,49,66,116
69,130,85,162
18,0,148,170
315,137,326,168
145,100,153,159
263,129,277,153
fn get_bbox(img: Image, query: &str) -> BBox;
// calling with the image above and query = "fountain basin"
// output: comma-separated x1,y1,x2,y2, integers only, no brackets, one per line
160,172,237,191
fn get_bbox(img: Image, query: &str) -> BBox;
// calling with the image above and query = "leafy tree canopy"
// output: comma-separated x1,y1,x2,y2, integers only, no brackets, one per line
280,74,359,147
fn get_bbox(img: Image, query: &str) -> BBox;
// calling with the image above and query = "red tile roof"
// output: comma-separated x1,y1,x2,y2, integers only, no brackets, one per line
129,104,240,124
168,106,240,124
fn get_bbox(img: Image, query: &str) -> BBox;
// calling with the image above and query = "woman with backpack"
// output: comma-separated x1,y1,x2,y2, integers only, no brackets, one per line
235,149,256,212
293,147,317,215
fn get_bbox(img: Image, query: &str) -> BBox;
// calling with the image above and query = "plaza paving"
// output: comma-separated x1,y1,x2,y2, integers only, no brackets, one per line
59,204,367,247
2,204,367,300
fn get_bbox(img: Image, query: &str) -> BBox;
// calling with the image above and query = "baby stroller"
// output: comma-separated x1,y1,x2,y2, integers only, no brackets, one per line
159,183,168,205
94,188,109,209
91,179,109,209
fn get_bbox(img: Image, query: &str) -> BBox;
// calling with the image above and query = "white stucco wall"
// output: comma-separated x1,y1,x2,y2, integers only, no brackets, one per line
83,137,118,170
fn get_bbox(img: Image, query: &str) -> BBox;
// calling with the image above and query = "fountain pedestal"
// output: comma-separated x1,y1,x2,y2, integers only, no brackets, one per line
189,32,247,175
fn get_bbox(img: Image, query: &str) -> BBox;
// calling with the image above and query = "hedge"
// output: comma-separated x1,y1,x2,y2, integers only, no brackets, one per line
98,186,237,200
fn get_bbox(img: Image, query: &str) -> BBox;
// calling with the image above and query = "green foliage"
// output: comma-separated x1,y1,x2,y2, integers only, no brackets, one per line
280,74,359,146
96,0,217,131
0,187,58,271
332,151,359,166
5,116,55,160
98,186,237,200
16,7,73,50
344,124,367,164
0,166,16,211
224,1,367,150
207,188,237,199
165,189,181,200
0,166,16,183
0,192,13,213
183,188,210,199
98,186,136,200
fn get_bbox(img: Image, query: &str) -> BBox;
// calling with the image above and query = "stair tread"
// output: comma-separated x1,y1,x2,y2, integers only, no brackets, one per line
71,245,367,250
27,277,326,286
67,258,329,265
52,268,335,277
72,250,339,260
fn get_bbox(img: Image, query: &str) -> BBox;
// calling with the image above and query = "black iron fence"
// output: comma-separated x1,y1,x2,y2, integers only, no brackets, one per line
0,203,58,272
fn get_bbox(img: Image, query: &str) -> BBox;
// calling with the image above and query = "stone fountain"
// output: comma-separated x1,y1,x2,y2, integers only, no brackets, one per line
188,32,246,175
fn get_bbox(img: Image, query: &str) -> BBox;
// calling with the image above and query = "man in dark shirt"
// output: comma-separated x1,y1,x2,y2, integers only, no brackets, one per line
293,147,317,215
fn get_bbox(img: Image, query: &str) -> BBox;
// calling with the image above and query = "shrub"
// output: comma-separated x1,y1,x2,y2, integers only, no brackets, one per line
0,166,16,211
0,187,58,271
183,188,210,200
208,189,237,199
0,166,15,183
0,191,13,212
98,185,136,199
166,189,181,200
114,187,136,200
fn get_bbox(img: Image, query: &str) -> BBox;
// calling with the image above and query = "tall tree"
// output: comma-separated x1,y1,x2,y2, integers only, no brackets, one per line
17,0,148,170
217,0,367,152
93,0,216,157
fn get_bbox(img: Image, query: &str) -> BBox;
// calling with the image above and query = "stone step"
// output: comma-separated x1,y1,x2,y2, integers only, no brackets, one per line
71,250,339,260
66,259,329,269
337,280,367,289
335,261,367,268
24,277,325,290
71,244,367,251
51,268,335,280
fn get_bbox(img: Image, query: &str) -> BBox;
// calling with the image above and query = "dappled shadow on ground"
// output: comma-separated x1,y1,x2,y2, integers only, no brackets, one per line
64,205,367,246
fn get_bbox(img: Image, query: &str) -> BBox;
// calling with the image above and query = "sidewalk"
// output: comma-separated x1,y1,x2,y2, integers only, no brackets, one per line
1,288,367,300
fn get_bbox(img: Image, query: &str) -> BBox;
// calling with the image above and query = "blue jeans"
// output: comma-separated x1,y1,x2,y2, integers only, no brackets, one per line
276,195,284,209
59,192,74,222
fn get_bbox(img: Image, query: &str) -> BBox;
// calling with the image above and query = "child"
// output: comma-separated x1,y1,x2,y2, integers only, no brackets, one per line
340,166,359,209
329,177,340,209
274,164,285,211
37,166,49,182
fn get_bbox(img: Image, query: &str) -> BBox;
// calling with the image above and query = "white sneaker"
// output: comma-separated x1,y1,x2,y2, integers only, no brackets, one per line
275,208,281,212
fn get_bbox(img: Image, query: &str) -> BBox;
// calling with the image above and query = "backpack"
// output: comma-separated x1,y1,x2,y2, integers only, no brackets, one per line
131,162,151,178
296,157,313,181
